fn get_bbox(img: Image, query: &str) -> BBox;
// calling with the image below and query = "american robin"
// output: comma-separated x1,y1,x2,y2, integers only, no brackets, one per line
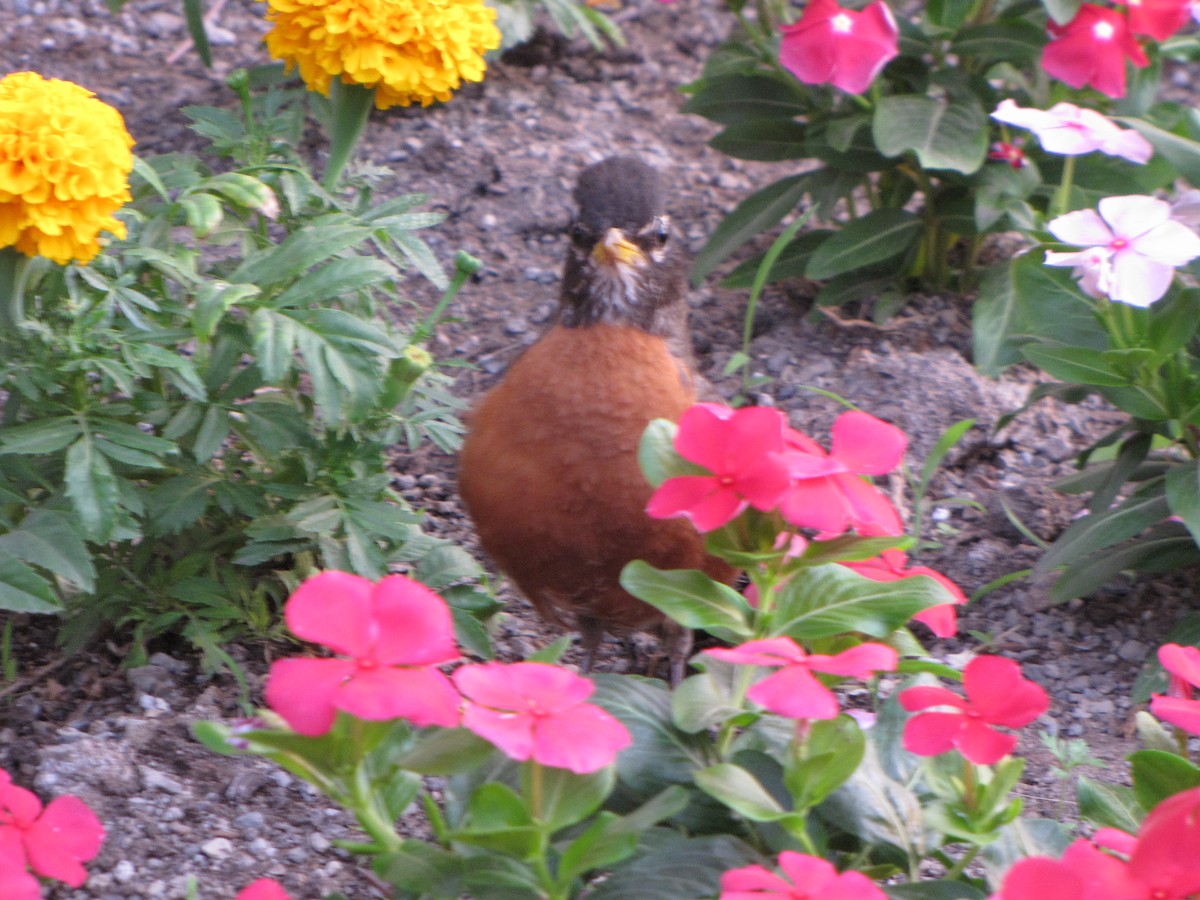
458,156,735,682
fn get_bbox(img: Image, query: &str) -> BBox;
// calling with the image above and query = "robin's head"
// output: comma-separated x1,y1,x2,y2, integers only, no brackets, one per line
559,157,688,334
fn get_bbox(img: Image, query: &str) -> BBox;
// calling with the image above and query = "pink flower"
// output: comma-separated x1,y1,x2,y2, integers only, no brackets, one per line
0,832,39,900
1150,643,1200,735
646,403,792,533
988,141,1028,169
993,838,1138,899
990,100,1153,163
0,769,105,890
779,0,899,95
777,411,906,536
1117,0,1193,39
1045,195,1200,307
705,636,898,720
1128,786,1200,895
1041,4,1149,99
236,879,293,900
453,662,632,773
265,571,462,736
899,656,1048,765
719,850,886,899
840,549,966,638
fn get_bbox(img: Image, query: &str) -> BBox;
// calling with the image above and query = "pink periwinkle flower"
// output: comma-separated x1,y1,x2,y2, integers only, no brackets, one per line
1045,195,1200,307
265,571,462,736
0,769,105,893
1117,0,1193,39
990,100,1153,163
779,0,899,96
993,787,1200,898
988,141,1028,169
840,548,966,638
453,662,632,774
777,411,906,537
899,656,1049,765
1041,4,1148,99
646,403,792,533
705,636,898,720
236,879,293,900
1150,643,1200,735
719,850,887,899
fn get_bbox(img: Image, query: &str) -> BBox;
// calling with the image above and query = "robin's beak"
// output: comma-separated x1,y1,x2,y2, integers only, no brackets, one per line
591,227,644,269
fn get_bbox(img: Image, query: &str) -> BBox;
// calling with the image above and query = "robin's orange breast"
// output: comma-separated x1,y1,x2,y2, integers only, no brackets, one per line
459,323,734,636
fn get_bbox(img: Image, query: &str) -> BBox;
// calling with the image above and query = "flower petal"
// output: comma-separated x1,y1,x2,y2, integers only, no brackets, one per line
705,636,807,667
776,851,838,891
719,863,796,894
748,666,841,719
530,702,631,773
369,575,459,667
1108,250,1175,307
1150,695,1200,736
461,704,535,761
997,856,1086,900
830,411,906,475
807,642,898,678
778,476,852,533
264,657,352,736
336,666,461,728
1129,786,1200,894
236,879,293,900
674,404,738,472
1159,642,1200,691
452,661,593,714
23,795,104,887
962,656,1048,727
646,476,746,533
953,719,1017,764
285,571,375,657
1048,208,1113,246
902,710,964,756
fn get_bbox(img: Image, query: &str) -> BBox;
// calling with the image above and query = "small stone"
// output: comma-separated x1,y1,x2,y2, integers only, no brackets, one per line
1117,639,1148,663
113,860,136,883
309,832,332,852
504,317,528,335
201,838,233,860
141,766,185,794
286,846,310,864
234,811,266,833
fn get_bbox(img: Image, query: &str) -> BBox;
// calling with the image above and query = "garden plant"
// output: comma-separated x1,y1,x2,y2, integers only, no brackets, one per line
5,0,1200,894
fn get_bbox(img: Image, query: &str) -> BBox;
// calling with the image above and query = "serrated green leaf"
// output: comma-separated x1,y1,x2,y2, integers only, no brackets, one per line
231,221,367,286
0,550,61,612
0,510,94,592
274,257,394,308
0,417,82,455
65,436,119,541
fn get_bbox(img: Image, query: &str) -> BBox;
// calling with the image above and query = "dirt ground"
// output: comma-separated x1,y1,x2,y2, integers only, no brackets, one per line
2,0,1198,896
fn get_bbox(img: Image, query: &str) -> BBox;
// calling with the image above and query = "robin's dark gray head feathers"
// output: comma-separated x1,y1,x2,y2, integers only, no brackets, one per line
559,156,689,337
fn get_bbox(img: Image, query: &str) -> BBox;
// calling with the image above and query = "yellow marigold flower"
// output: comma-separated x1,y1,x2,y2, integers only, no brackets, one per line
0,72,135,265
261,0,501,109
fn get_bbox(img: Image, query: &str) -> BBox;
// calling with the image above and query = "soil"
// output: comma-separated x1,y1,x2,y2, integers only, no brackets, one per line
2,1,1198,897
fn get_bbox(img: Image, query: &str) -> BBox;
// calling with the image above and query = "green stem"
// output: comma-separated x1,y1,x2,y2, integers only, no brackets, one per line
716,663,758,758
1053,155,1077,218
962,758,977,811
415,251,482,342
943,844,981,881
349,763,405,853
322,79,376,191
0,247,32,328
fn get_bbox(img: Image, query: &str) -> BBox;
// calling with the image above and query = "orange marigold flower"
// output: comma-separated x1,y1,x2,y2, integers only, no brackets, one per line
0,72,134,265
260,0,501,109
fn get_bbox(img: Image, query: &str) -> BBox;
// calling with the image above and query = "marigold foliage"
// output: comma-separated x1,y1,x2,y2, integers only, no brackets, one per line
261,0,501,109
0,72,134,265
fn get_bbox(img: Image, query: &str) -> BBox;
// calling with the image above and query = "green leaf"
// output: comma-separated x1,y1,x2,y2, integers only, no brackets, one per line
805,210,921,280
524,764,615,833
681,73,809,125
1048,525,1198,603
638,418,681,488
274,257,394,308
145,476,212,535
671,665,744,733
1021,344,1128,387
0,417,82,455
709,120,809,161
691,174,810,284
1076,776,1144,833
179,192,223,236
786,715,865,809
1120,116,1200,185
0,509,95,592
694,763,795,822
951,20,1046,64
1129,749,1200,810
65,435,119,541
1166,460,1200,546
557,787,688,883
396,727,497,776
619,561,753,636
230,220,367,286
979,819,1073,887
720,230,835,289
455,782,539,859
820,741,928,859
1042,0,1082,24
771,564,949,640
193,282,259,340
251,308,298,382
0,550,61,613
1037,481,1171,574
872,94,988,174
585,833,760,899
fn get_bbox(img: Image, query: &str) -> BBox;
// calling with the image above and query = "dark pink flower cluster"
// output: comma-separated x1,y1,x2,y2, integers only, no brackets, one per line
265,572,631,775
0,769,104,899
995,786,1200,899
1041,0,1193,98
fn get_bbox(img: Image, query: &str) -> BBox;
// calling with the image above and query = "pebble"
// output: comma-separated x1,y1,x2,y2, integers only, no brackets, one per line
200,838,233,860
309,832,332,852
234,811,266,833
113,860,136,884
1117,639,1148,662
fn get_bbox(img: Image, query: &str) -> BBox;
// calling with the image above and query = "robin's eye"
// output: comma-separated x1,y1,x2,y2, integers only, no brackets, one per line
653,221,669,246
568,222,592,247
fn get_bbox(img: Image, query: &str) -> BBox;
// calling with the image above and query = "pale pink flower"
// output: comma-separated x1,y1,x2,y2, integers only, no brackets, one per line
453,662,632,774
991,100,1153,163
1045,195,1200,307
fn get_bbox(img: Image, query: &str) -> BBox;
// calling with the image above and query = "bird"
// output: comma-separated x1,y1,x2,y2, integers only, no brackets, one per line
458,156,736,683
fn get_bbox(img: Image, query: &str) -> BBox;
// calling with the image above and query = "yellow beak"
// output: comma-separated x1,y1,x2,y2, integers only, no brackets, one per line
591,227,644,268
